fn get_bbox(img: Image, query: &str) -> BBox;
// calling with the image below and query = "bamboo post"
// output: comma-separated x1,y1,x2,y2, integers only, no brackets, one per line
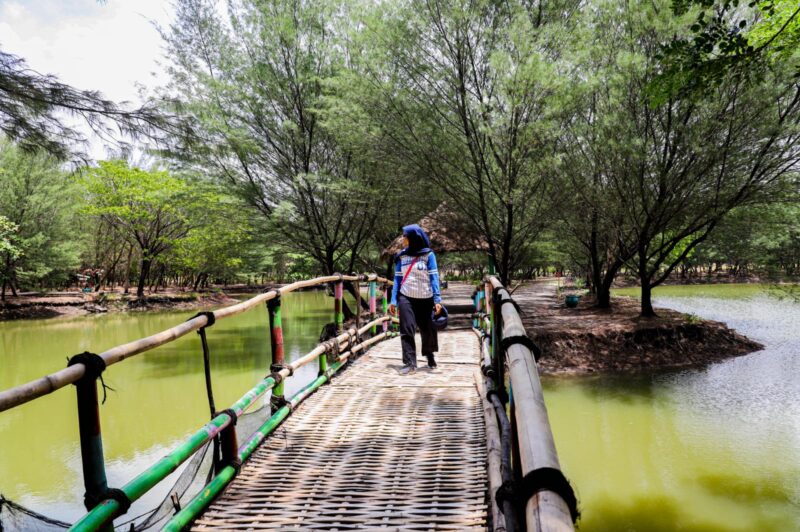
325,277,344,376
354,278,362,335
75,378,109,514
475,370,507,532
216,419,239,476
486,279,504,394
369,280,377,335
267,296,285,408
494,283,575,531
68,354,114,532
382,284,389,333
334,277,344,333
473,287,484,328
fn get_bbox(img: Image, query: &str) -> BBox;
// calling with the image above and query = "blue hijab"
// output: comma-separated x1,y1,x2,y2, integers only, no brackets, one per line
397,224,433,258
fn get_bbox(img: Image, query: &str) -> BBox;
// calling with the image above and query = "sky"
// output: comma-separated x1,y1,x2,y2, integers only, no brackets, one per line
0,0,176,160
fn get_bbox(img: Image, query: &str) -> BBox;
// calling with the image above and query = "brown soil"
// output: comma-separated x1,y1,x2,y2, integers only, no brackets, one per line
515,282,763,375
0,289,242,321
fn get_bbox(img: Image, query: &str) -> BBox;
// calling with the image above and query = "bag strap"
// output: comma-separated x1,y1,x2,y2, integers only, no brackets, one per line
400,255,422,288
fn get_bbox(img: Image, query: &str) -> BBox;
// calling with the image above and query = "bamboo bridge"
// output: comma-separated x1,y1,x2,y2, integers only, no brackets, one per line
0,275,578,531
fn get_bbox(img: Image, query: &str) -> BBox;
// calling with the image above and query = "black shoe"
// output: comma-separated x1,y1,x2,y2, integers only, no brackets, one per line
426,355,437,369
399,364,416,375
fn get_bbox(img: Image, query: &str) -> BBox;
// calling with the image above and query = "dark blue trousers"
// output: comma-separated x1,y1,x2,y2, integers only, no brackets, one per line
398,293,438,367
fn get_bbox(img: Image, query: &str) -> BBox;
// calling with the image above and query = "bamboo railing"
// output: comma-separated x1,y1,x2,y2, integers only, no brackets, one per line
0,274,389,412
475,276,578,532
0,273,395,531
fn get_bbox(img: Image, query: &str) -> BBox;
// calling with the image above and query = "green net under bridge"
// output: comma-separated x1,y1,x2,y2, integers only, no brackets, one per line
0,275,578,532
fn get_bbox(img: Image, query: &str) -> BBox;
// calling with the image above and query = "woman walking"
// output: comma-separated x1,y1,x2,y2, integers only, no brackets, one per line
388,224,443,374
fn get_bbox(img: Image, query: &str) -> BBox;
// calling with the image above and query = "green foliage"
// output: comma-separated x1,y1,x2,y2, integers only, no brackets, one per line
694,201,800,277
558,0,800,315
322,0,580,284
684,312,701,324
0,140,81,294
166,193,257,282
160,0,393,275
0,50,169,161
0,215,19,259
80,160,228,296
654,0,800,100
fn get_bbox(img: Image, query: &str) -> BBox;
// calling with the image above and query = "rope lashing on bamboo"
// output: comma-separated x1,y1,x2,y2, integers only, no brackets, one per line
270,394,292,412
323,338,341,366
191,310,217,328
479,329,496,379
87,488,132,516
269,363,293,385
494,467,580,523
213,407,242,474
214,408,238,426
267,363,293,412
485,388,505,403
67,352,113,404
500,335,542,361
493,293,523,314
82,488,133,519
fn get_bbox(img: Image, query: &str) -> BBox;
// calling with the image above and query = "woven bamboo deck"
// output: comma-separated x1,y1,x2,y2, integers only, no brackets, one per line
193,330,487,530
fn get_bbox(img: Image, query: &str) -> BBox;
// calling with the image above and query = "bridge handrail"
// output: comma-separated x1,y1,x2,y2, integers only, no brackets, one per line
0,273,391,413
70,316,397,531
480,276,576,532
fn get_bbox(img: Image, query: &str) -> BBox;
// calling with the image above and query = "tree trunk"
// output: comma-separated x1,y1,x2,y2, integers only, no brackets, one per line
124,245,133,295
325,246,336,276
640,278,656,317
597,282,611,309
137,257,151,299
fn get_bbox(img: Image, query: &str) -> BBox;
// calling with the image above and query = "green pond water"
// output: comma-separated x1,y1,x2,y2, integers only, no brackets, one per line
1,284,799,530
0,290,344,524
546,284,800,531
613,282,773,299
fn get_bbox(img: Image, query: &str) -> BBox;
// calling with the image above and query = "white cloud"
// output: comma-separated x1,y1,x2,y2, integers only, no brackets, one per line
0,0,176,160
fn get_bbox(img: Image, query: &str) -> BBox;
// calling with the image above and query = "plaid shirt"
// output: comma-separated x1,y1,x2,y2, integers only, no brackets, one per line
391,252,441,305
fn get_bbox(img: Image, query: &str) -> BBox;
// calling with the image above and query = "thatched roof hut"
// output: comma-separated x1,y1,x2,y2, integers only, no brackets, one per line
381,203,488,260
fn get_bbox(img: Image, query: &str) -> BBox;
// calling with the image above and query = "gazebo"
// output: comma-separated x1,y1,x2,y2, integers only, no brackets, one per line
380,203,488,262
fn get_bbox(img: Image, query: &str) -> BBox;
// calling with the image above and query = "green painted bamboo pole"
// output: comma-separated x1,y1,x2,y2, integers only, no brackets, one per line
69,375,277,531
369,281,377,335
70,316,395,532
162,365,343,531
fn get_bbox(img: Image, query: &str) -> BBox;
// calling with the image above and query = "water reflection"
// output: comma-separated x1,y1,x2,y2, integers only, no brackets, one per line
0,290,337,523
545,294,800,531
